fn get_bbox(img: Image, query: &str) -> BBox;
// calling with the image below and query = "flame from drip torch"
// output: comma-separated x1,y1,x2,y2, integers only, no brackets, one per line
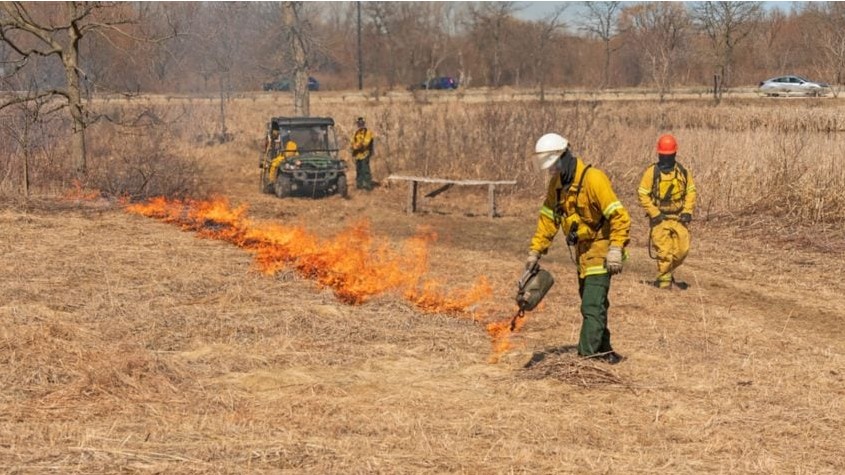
126,196,492,317
485,310,529,364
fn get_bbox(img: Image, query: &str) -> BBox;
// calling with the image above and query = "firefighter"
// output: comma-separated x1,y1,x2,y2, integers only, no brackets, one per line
526,133,631,364
638,133,697,289
350,117,374,190
268,131,299,182
264,124,281,156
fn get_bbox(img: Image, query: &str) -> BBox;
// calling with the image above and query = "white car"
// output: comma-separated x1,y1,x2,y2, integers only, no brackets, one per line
758,75,830,97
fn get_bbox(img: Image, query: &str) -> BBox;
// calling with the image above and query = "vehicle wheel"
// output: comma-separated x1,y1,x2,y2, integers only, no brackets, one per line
275,174,292,198
337,175,349,199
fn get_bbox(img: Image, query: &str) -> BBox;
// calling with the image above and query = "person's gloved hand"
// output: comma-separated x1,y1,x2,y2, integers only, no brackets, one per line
606,246,624,275
679,213,692,226
649,213,666,227
525,250,540,271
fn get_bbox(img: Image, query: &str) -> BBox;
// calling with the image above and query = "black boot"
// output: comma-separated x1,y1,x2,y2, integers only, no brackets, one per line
600,351,624,365
672,278,689,290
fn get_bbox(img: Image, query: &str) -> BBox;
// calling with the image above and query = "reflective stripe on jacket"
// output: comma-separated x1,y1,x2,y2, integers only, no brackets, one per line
530,158,631,278
638,163,696,218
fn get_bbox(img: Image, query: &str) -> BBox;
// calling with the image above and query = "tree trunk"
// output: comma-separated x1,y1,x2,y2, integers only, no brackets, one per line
218,75,228,142
64,26,87,179
23,118,30,197
285,2,309,117
492,30,501,87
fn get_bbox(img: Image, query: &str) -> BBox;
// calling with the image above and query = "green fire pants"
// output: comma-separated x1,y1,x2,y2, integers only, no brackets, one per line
577,273,613,356
355,157,372,190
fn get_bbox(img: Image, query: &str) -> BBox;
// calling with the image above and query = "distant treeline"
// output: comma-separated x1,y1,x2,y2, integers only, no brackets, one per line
1,2,843,95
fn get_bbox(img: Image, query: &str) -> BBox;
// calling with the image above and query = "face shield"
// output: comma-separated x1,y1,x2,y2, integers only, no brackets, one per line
532,150,564,172
532,133,569,172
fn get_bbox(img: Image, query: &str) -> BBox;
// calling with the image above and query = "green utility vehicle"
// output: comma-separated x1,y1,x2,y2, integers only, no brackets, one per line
260,116,348,198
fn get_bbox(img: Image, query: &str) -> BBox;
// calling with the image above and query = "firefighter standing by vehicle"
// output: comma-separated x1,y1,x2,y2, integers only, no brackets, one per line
526,133,631,364
637,133,697,289
265,124,281,156
268,131,299,182
350,117,374,190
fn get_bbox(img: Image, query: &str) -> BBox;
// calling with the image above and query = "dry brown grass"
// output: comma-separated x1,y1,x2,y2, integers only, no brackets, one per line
112,90,845,226
1,92,845,473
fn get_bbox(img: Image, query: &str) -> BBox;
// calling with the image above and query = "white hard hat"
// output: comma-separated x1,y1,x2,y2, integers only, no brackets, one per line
533,133,569,170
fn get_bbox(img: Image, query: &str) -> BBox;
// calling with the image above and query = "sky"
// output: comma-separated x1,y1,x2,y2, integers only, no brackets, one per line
514,1,801,22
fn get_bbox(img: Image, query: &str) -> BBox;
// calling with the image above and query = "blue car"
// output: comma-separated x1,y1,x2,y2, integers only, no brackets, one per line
263,76,320,92
410,76,459,91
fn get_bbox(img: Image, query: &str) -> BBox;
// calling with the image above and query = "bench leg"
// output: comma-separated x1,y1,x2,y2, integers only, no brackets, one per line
407,180,418,214
488,184,497,218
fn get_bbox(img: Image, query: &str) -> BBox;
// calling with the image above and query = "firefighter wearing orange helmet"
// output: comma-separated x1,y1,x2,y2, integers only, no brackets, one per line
526,133,631,364
638,133,697,289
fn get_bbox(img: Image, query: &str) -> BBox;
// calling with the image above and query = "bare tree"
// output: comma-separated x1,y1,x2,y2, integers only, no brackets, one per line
421,3,458,86
466,2,521,87
531,6,568,101
622,2,689,101
284,2,310,116
578,1,623,89
188,3,250,142
139,3,196,91
805,2,845,97
754,8,791,76
0,85,51,196
692,1,763,100
365,2,399,89
361,2,463,91
0,2,144,179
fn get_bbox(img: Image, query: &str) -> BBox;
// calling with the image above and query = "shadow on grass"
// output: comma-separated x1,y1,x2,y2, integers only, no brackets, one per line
523,345,578,369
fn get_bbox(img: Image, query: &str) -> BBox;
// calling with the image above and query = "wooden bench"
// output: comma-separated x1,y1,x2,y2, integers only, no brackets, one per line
386,175,517,218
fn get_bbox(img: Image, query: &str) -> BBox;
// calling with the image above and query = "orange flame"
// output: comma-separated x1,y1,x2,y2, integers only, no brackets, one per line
485,312,528,363
126,196,492,318
61,180,101,201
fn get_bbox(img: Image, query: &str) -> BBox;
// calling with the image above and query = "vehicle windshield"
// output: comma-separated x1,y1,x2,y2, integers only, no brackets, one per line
286,126,339,157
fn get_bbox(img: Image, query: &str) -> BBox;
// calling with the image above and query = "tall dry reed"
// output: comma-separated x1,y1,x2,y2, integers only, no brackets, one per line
5,93,845,225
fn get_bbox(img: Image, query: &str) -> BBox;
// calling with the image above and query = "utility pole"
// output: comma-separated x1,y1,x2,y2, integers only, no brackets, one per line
357,1,363,90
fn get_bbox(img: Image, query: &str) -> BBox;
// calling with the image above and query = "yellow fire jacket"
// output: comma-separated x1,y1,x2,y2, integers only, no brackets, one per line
637,163,696,218
268,140,299,180
351,128,374,160
530,158,631,278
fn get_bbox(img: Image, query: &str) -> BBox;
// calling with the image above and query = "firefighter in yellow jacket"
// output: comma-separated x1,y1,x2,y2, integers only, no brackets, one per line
268,131,299,183
350,117,374,190
638,133,697,289
526,133,631,364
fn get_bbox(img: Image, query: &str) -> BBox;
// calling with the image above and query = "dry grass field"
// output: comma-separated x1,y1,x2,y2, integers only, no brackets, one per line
2,90,844,473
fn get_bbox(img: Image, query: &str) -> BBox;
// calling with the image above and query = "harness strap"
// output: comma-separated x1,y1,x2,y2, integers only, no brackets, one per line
555,164,591,217
555,165,607,238
650,163,688,212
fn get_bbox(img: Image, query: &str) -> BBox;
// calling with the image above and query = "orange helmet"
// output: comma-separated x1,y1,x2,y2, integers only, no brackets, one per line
656,134,678,155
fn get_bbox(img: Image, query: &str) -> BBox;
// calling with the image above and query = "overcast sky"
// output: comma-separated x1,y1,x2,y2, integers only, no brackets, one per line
514,1,800,23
